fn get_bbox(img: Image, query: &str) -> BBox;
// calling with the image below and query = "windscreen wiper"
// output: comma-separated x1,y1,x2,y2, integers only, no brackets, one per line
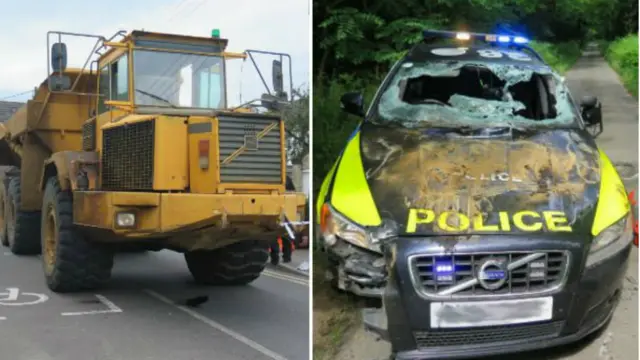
135,89,177,108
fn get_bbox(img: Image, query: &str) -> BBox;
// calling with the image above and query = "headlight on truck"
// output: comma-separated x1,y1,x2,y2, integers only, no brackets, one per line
115,212,136,228
586,211,634,268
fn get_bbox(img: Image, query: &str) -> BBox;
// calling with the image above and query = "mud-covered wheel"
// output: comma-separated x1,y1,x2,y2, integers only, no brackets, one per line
184,240,269,285
6,176,41,255
41,177,114,293
0,180,8,247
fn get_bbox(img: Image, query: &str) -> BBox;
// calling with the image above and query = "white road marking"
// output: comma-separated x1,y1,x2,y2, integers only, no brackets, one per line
3,288,19,301
0,316,6,320
0,288,49,306
262,270,308,286
144,289,288,360
61,294,123,316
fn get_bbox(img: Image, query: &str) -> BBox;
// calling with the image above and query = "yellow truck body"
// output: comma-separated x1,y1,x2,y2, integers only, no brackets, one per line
0,30,306,292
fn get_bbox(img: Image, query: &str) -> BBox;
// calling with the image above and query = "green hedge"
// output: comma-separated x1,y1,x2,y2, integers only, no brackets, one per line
603,35,638,97
312,79,378,197
529,41,582,74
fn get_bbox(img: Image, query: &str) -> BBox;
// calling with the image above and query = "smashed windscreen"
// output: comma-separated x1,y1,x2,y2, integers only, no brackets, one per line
374,60,578,128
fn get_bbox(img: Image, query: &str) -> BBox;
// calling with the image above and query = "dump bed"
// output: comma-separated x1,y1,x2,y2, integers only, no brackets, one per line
0,68,97,167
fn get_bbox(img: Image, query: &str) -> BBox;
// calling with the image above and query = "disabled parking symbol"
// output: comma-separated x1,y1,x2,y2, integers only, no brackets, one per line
0,287,49,306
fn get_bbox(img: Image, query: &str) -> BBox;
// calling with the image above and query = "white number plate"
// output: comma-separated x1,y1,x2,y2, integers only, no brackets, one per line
430,297,553,328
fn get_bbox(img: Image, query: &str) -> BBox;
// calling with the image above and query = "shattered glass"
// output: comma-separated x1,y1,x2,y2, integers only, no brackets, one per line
376,60,578,128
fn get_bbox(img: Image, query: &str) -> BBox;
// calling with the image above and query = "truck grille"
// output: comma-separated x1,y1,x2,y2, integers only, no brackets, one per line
218,115,282,183
101,120,155,190
409,251,569,298
413,321,564,348
82,119,96,151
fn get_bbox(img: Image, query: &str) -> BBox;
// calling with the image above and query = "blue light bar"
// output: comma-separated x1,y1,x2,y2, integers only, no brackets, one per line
513,36,528,44
423,29,529,45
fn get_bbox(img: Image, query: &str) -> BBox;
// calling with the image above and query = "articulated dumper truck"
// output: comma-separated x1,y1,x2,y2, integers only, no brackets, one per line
0,29,306,293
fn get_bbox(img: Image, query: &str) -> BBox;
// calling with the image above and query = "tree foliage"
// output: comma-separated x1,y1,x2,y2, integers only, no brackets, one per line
313,0,638,79
283,87,310,165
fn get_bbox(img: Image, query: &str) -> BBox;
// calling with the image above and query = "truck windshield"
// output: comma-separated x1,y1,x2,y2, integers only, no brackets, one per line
133,49,225,109
372,60,580,129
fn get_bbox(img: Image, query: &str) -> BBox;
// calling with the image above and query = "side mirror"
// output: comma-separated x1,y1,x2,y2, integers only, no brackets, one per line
340,92,365,117
580,95,603,136
272,60,286,100
580,95,602,124
51,42,68,73
581,95,598,109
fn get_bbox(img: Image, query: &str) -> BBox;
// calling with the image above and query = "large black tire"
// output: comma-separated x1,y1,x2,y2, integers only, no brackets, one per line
0,180,8,247
41,177,114,293
6,176,41,255
185,240,269,285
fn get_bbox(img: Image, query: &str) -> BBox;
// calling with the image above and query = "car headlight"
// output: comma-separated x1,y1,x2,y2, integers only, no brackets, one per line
320,203,382,252
586,211,634,268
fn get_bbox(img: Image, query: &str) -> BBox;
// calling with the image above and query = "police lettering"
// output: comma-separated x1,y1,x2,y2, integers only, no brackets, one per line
406,209,571,233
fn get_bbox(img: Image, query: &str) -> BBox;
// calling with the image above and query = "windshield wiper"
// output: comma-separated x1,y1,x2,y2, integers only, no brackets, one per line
135,89,176,108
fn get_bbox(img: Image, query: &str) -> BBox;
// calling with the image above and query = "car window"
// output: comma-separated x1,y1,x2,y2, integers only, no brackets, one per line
373,60,579,129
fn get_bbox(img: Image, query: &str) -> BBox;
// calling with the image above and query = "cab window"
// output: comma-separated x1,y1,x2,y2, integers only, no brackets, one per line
110,55,129,101
198,70,223,108
97,65,110,114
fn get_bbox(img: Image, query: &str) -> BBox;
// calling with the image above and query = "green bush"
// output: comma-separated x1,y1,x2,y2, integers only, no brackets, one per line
529,41,582,74
604,34,638,97
312,77,378,197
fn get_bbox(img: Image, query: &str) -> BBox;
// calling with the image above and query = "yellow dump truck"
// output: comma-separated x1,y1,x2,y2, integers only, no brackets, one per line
0,29,306,293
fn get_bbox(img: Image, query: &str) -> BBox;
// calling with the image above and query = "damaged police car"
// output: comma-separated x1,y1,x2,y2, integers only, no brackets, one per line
316,30,633,359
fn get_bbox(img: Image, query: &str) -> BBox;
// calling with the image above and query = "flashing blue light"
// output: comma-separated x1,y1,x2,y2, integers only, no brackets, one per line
498,35,510,43
434,261,455,283
435,263,454,273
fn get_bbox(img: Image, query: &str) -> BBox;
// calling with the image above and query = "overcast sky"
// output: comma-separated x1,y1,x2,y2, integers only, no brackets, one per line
0,0,310,106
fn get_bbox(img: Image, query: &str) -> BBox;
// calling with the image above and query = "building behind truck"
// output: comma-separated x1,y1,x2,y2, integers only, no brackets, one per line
0,29,306,293
0,101,23,122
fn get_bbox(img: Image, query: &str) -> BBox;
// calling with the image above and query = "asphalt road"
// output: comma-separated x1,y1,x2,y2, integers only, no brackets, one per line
0,250,309,360
334,45,639,360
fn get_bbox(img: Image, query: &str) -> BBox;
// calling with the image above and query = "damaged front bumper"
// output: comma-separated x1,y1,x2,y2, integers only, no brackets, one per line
361,237,632,360
325,238,387,297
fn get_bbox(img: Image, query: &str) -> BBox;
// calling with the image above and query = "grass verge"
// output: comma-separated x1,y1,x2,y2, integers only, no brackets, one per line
312,251,370,360
603,35,638,97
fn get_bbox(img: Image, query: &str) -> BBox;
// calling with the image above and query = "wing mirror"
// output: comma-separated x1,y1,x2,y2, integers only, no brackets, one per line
340,92,365,117
272,60,287,100
580,95,603,137
51,42,68,73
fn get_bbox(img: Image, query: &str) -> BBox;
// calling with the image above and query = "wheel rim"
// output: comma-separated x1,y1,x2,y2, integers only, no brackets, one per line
43,205,58,275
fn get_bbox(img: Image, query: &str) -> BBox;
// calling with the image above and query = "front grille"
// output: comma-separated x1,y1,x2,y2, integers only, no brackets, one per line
410,251,569,298
218,115,282,183
101,120,155,190
414,321,564,348
82,119,96,151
